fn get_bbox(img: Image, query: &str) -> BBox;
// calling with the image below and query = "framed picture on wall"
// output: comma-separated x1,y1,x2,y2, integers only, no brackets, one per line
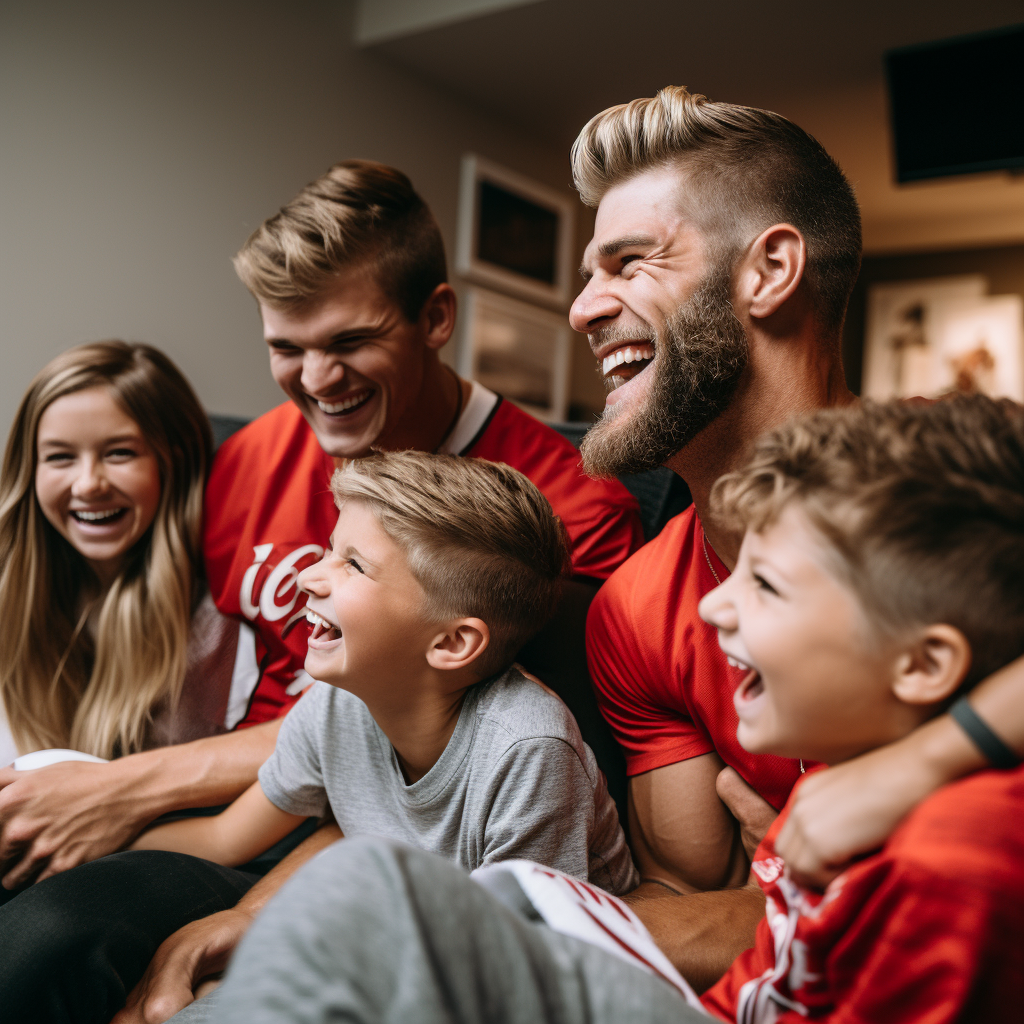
459,286,572,422
862,274,1024,402
455,154,576,309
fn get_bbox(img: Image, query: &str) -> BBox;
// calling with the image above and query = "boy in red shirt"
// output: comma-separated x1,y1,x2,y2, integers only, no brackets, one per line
697,394,1024,1022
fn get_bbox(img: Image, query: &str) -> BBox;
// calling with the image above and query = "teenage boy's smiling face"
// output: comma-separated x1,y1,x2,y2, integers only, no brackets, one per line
698,503,909,765
262,265,431,461
297,500,438,691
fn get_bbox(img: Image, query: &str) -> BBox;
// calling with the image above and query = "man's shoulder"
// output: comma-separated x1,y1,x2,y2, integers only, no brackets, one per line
471,666,585,754
212,402,314,470
589,505,700,623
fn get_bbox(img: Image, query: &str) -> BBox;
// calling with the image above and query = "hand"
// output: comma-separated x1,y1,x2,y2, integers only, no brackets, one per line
715,767,778,863
0,759,148,888
111,907,254,1024
775,747,933,888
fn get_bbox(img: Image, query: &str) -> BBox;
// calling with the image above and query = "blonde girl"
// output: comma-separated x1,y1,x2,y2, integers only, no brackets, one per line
0,341,211,760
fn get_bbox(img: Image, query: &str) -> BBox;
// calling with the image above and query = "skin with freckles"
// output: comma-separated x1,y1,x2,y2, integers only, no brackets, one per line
35,388,162,589
262,266,465,463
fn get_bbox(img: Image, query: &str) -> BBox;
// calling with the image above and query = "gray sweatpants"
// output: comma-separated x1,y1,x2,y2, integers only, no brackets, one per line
184,837,708,1024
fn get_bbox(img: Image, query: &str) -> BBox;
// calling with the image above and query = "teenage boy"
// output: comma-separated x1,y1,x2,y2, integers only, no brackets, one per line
201,394,1024,1024
133,451,635,896
0,160,642,1024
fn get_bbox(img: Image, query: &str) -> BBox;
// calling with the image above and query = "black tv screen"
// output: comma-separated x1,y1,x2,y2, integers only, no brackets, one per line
886,24,1024,183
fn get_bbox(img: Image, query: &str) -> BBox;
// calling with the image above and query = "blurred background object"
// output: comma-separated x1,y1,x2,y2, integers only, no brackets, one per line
2,0,1023,434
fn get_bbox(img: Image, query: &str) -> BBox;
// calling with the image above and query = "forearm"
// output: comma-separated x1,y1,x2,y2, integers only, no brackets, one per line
235,821,344,918
131,815,231,863
625,881,765,993
105,719,283,827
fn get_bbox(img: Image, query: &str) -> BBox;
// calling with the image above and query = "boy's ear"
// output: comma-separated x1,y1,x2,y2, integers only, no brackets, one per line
891,624,972,706
426,617,489,672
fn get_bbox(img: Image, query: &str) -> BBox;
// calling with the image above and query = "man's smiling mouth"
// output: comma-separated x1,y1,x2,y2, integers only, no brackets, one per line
599,343,656,390
316,389,374,416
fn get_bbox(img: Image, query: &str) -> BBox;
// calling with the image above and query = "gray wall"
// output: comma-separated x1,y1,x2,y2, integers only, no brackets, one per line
0,0,583,435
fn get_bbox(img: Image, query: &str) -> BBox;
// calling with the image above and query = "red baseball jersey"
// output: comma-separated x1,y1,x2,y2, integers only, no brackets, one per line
204,387,642,729
702,764,1024,1022
587,505,805,809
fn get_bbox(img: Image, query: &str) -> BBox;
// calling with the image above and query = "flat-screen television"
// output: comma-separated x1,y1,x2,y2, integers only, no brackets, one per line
885,24,1024,183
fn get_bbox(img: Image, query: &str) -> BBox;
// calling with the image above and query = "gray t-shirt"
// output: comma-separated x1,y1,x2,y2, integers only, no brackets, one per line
259,666,638,894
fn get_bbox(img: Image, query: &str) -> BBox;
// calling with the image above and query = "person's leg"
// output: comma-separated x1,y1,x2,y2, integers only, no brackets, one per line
0,850,258,1024
209,837,706,1024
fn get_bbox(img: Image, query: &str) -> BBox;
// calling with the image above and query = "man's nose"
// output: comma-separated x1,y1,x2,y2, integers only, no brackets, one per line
300,350,346,397
569,276,622,336
71,457,108,498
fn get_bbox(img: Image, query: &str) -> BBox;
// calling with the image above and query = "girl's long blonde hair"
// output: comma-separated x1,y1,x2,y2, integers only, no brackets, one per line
0,342,212,758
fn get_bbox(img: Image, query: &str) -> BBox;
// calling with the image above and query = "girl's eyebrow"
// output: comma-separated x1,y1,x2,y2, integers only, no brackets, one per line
38,433,142,449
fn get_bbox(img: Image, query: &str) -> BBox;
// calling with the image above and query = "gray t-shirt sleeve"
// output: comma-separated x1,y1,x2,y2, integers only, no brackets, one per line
258,683,329,817
480,736,596,879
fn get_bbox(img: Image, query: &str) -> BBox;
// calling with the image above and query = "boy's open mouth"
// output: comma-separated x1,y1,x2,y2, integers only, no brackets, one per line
600,342,655,389
306,608,342,643
733,668,764,719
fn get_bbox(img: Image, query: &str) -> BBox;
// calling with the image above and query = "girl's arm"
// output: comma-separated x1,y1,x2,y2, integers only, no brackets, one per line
777,652,1024,886
130,780,305,867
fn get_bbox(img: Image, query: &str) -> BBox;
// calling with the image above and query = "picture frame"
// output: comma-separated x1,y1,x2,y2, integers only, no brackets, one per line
458,286,572,422
455,154,576,310
862,275,1024,402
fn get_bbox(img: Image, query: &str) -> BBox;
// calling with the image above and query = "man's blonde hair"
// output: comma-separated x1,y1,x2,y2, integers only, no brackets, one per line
712,396,1024,688
571,85,861,334
331,451,570,677
234,160,447,321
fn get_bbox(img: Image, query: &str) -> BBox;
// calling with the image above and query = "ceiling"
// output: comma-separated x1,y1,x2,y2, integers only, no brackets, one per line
361,0,1024,253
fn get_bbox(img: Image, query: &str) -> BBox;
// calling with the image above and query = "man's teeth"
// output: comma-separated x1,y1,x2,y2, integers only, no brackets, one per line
73,509,122,521
317,390,371,414
601,344,655,376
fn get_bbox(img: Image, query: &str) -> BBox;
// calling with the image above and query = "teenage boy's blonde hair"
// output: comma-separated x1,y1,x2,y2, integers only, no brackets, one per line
713,395,1024,687
331,451,570,677
234,160,447,321
571,85,861,335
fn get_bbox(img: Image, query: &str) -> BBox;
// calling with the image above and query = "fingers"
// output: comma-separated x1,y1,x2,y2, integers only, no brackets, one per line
1,838,49,890
716,767,777,860
775,814,845,889
0,767,18,791
111,953,197,1024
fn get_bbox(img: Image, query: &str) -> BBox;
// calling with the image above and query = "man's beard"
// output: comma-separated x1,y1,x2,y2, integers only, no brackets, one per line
580,264,748,478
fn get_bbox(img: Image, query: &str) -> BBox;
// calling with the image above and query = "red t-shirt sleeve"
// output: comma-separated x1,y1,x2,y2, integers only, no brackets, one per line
586,534,714,776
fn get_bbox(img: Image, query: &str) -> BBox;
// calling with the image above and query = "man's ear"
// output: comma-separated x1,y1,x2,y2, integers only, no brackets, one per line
734,224,807,322
419,283,457,351
426,617,489,672
892,624,972,706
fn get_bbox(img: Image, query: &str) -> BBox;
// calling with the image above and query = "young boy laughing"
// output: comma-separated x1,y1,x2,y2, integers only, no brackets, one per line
132,451,636,895
697,394,1024,1022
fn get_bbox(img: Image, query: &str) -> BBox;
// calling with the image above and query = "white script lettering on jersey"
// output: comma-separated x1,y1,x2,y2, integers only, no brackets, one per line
239,543,324,634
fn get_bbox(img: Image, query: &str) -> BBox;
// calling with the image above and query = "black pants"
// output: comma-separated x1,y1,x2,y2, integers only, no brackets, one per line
0,819,317,1024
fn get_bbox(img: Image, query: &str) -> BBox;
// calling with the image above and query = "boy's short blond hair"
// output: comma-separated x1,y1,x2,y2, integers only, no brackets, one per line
234,160,447,321
712,395,1024,687
331,451,570,677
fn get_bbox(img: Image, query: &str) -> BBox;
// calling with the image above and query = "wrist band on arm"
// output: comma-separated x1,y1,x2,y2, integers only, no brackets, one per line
949,696,1020,770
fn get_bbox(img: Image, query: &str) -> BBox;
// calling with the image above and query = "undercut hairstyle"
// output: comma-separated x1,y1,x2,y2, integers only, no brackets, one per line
571,85,862,335
712,395,1024,689
234,159,448,322
331,451,570,678
0,342,212,758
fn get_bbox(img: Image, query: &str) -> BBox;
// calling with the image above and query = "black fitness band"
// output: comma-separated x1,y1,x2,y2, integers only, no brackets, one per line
949,696,1019,770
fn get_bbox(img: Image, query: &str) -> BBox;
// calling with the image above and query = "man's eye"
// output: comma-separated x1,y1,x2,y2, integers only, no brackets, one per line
270,342,301,354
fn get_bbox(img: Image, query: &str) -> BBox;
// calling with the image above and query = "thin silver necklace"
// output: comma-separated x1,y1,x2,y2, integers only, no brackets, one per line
704,534,804,774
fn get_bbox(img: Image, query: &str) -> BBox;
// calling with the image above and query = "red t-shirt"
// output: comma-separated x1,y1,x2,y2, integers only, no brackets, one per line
204,390,642,729
587,505,804,810
702,764,1024,1022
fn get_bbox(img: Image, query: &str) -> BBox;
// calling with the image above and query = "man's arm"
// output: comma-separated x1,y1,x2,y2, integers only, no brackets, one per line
628,752,749,893
113,820,344,1024
0,719,282,888
777,653,1024,887
131,781,304,867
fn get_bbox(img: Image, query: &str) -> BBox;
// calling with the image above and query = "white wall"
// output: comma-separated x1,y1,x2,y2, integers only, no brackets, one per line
0,0,579,435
